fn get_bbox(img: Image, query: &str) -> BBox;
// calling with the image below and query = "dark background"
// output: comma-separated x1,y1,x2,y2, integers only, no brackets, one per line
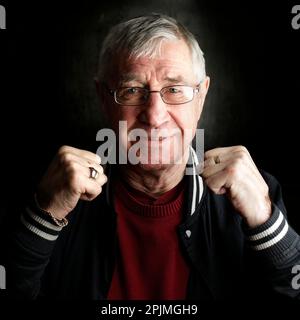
0,0,299,232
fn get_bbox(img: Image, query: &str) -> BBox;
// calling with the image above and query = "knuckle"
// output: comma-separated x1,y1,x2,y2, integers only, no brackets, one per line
101,173,108,183
201,169,209,179
59,152,72,165
263,183,269,194
204,150,213,159
232,157,244,167
236,145,248,154
95,154,101,164
226,163,241,180
58,145,70,155
236,151,248,162
65,161,78,174
226,163,238,176
97,165,104,175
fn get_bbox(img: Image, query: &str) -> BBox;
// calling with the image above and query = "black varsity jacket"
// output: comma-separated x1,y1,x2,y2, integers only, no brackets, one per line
3,148,300,300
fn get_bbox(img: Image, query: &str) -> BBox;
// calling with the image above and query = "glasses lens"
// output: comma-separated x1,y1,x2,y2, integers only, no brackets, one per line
161,86,194,104
115,85,195,105
116,87,147,105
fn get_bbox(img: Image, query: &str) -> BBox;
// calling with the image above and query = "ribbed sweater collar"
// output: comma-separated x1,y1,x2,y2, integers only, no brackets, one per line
114,178,186,218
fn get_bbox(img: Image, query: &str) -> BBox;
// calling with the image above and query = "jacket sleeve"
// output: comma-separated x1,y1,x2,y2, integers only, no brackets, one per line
4,197,64,299
243,172,300,299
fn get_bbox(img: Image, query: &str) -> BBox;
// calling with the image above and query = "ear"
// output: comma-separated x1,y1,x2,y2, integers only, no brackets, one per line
196,76,210,121
198,76,210,107
201,76,210,96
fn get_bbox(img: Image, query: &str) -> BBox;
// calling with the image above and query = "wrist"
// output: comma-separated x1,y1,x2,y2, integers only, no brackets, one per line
34,193,68,227
245,196,272,228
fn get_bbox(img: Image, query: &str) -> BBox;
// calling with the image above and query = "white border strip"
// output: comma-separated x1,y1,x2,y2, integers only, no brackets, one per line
247,211,284,241
251,220,289,251
26,207,62,231
190,146,204,214
191,155,197,215
21,214,58,241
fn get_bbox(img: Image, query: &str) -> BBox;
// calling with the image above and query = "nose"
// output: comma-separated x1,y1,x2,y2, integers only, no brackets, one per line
138,91,171,128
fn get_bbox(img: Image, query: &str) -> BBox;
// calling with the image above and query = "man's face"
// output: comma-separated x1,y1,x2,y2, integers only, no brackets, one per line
102,39,209,171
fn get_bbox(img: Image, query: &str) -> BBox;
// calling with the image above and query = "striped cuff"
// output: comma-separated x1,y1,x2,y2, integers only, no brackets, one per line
244,205,299,261
20,205,62,241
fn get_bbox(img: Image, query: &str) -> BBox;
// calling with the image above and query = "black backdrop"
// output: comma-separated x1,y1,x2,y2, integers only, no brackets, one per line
0,0,299,232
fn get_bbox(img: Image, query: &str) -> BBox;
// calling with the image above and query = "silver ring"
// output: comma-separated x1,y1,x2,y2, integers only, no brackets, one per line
89,167,99,179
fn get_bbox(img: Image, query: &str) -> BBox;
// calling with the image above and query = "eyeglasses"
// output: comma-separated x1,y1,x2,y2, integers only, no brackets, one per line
107,84,201,106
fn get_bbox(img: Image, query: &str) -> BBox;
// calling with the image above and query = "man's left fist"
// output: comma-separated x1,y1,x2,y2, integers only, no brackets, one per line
202,146,271,228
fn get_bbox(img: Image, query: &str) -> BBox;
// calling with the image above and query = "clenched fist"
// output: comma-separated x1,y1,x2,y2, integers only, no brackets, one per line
36,146,107,220
202,146,272,228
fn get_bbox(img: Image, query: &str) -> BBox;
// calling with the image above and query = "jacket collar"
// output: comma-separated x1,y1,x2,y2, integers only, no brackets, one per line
104,145,204,216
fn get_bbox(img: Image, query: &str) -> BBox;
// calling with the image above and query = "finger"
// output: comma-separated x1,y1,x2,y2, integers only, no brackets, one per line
206,148,253,168
58,153,105,184
88,169,108,186
204,169,231,195
202,160,230,179
59,145,101,164
221,149,265,185
205,148,264,186
204,160,268,197
85,163,104,178
59,152,100,169
204,146,249,160
204,157,217,168
85,166,107,183
62,154,107,187
80,176,105,201
63,160,105,187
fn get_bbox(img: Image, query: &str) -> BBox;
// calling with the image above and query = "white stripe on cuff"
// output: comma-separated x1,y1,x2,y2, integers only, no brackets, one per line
21,214,59,241
250,220,289,251
26,207,62,232
247,211,284,241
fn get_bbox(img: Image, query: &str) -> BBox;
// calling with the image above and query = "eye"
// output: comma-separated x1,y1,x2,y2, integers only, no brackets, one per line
168,87,180,93
126,87,139,94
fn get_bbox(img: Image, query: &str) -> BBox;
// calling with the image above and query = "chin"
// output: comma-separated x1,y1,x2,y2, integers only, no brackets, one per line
136,162,173,172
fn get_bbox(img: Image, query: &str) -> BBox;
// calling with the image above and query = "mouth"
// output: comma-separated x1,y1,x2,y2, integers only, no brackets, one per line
139,136,171,141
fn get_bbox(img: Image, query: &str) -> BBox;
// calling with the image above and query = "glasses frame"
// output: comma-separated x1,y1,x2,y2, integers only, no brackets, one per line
107,83,202,106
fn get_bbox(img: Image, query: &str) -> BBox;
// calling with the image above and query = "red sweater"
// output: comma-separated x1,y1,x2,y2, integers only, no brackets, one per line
107,178,190,300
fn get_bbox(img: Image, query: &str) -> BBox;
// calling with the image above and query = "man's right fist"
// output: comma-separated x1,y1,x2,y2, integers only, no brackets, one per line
36,146,107,220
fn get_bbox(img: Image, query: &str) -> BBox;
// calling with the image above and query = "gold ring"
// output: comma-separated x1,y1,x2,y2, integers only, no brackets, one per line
214,155,220,164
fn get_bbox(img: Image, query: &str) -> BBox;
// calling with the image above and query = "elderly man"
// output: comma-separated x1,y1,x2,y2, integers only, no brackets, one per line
6,14,300,300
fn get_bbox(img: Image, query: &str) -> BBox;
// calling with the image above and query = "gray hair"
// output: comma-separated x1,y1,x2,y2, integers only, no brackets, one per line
97,14,206,83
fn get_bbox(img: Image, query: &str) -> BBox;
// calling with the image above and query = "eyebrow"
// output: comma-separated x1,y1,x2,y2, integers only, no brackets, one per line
164,76,186,83
118,74,188,86
119,74,145,85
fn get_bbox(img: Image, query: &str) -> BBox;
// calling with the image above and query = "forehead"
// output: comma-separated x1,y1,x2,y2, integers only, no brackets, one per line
111,39,195,85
